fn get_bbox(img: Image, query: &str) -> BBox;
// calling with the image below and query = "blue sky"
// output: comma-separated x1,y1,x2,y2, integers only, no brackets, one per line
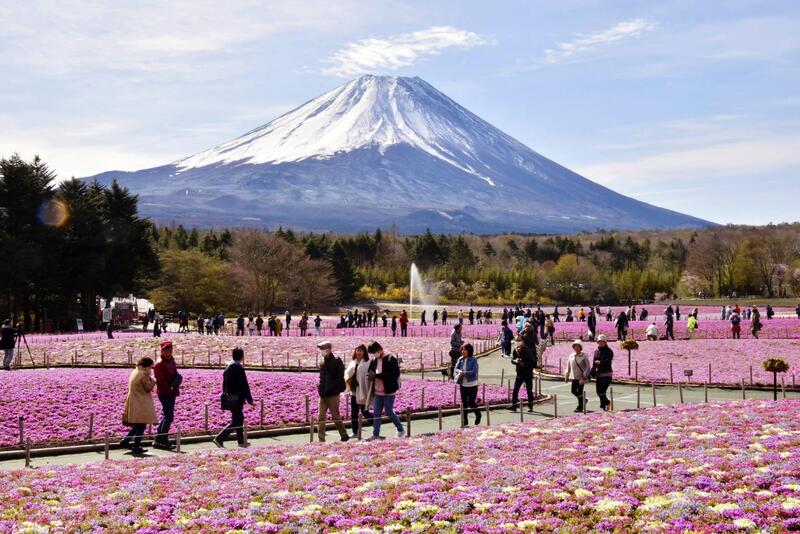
2,0,799,225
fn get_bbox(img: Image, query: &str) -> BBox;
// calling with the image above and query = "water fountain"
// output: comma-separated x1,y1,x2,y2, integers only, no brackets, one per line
410,263,425,324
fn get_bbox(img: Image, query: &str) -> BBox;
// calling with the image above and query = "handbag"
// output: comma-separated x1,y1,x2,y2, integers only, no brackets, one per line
455,373,464,385
220,392,239,411
589,361,599,379
171,372,183,388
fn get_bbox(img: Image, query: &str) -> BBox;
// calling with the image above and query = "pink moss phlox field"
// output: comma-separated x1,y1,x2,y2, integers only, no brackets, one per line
18,335,489,369
2,400,800,531
0,369,508,448
542,318,800,341
542,339,800,386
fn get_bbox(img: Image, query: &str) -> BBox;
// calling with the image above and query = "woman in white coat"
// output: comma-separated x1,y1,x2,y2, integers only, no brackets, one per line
564,340,591,412
345,344,373,439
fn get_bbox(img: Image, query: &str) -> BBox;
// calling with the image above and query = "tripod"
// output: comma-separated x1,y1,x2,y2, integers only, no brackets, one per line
15,324,35,368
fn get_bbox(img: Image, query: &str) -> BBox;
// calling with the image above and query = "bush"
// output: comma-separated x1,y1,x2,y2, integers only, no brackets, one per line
620,340,639,350
763,358,789,373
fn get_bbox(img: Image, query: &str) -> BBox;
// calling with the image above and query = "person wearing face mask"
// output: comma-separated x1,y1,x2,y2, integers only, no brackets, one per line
345,344,373,439
366,341,405,440
316,341,349,442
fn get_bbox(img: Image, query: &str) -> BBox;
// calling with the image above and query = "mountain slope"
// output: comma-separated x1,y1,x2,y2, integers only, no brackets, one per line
85,75,711,233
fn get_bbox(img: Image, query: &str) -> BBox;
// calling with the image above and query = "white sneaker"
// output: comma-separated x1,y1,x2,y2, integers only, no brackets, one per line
396,430,406,438
365,435,382,441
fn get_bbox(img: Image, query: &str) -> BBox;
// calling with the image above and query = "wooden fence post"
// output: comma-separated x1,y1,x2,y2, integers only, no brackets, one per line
306,395,313,442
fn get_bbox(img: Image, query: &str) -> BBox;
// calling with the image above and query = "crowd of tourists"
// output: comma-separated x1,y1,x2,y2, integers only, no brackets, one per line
118,336,490,453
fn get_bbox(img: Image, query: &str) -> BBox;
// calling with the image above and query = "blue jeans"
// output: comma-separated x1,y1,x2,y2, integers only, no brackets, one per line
372,394,404,437
156,395,175,443
3,348,14,370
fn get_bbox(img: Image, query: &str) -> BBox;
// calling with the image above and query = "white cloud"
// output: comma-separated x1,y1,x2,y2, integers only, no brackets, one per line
2,0,370,75
322,26,491,77
545,19,656,64
576,136,800,186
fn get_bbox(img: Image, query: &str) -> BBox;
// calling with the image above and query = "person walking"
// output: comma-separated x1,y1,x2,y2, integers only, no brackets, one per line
153,340,181,450
314,314,322,336
687,314,698,340
120,357,158,455
500,320,513,357
545,315,555,346
587,309,597,341
664,312,675,341
345,344,373,439
213,348,253,448
420,309,427,326
316,341,349,442
510,336,536,412
1,319,16,371
564,340,591,412
366,341,405,440
247,315,255,336
592,335,613,411
751,307,763,339
449,324,463,379
615,311,629,341
730,311,742,339
399,310,409,337
454,343,481,426
433,309,439,325
256,314,264,336
441,309,448,326
299,314,309,337
390,316,397,337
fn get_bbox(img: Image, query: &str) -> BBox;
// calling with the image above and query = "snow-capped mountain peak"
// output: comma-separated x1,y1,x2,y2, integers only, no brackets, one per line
175,75,510,185
86,75,710,234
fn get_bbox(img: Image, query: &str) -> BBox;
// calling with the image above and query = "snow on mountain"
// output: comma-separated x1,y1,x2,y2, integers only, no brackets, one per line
85,75,711,233
175,75,513,186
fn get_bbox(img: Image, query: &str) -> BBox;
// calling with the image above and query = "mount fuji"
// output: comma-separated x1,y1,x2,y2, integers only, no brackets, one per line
85,75,710,233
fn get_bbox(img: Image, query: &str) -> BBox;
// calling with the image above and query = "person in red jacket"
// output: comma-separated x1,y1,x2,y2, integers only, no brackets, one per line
399,310,409,337
153,340,181,450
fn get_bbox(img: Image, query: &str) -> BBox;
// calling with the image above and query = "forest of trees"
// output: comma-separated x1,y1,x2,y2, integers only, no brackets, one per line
3,155,799,331
151,222,800,312
0,155,158,331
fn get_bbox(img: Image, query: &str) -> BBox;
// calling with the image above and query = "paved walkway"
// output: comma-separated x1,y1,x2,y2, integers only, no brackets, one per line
2,348,796,471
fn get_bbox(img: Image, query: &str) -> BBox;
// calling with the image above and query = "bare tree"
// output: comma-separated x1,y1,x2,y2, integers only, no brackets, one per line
229,231,300,313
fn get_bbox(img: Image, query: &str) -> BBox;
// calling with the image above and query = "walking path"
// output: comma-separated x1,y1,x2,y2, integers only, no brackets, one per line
2,347,796,471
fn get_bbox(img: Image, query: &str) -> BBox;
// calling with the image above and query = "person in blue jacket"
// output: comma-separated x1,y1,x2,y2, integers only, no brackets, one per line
454,343,481,426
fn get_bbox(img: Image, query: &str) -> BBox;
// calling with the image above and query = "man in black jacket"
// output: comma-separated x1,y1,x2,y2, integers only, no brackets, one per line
213,348,253,448
510,336,536,412
366,341,405,440
317,341,349,442
587,309,597,341
1,320,16,371
593,335,614,411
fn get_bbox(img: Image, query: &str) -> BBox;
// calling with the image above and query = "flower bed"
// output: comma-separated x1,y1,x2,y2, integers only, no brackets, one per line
15,335,493,370
538,317,800,341
0,369,508,448
541,339,800,386
2,399,800,531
